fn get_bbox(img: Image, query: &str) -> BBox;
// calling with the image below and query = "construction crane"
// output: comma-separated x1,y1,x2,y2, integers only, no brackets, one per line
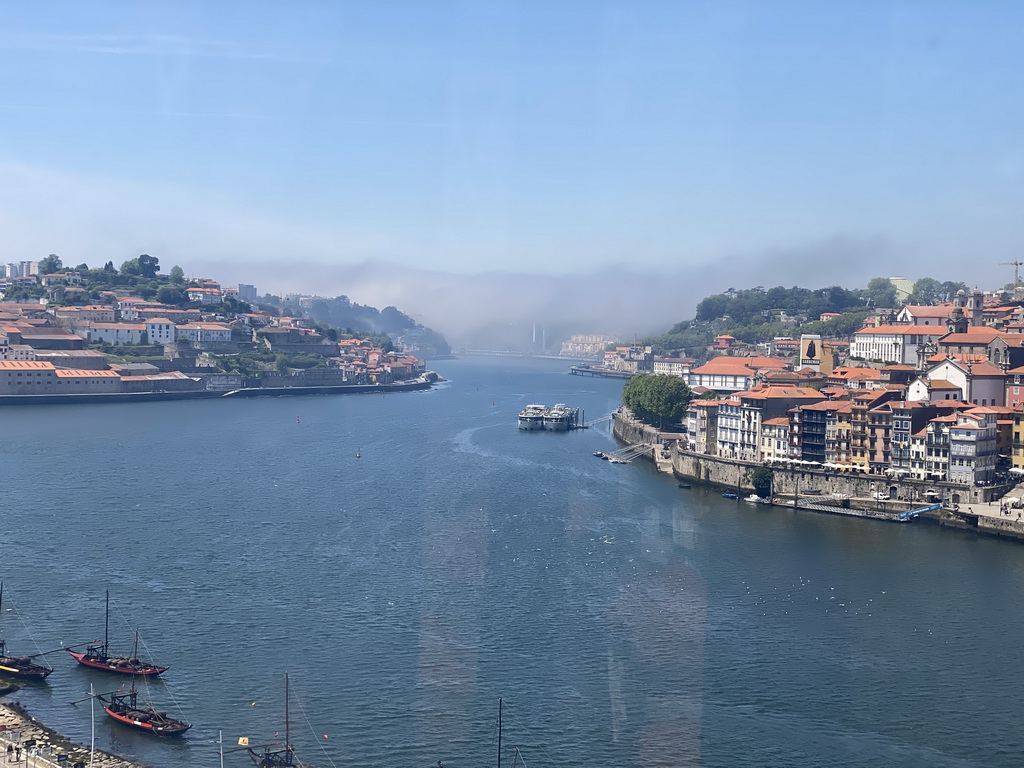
1000,260,1023,285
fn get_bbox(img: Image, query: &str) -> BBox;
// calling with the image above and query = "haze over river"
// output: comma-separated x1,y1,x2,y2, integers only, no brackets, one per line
4,356,1024,768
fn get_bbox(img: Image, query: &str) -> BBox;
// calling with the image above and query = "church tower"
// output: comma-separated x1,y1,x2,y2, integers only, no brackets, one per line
969,288,985,327
947,292,969,334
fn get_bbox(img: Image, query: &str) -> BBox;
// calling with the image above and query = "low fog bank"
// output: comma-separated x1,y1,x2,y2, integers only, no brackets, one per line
203,237,895,350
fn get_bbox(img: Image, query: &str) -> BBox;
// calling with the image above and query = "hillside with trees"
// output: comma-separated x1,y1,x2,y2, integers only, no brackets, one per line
4,253,449,356
646,278,969,356
262,293,451,357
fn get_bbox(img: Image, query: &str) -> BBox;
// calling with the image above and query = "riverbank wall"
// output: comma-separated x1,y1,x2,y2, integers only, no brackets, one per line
0,699,144,768
611,409,1024,542
0,372,440,406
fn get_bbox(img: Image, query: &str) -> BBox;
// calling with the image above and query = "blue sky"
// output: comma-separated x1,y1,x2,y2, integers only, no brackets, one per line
1,1,1023,298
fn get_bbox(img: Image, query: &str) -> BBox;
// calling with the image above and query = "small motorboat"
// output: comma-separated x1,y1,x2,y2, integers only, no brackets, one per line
722,492,739,499
677,483,691,489
593,451,605,458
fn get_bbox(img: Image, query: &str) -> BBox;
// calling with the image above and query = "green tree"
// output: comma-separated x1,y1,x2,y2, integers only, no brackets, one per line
622,374,693,429
156,285,186,305
169,265,185,284
38,254,62,274
120,258,141,276
864,277,898,308
695,294,731,322
939,280,968,301
909,277,942,305
138,254,159,279
751,466,773,498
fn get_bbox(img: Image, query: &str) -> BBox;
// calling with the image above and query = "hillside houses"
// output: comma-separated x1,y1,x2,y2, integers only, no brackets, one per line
0,281,428,395
664,286,1024,486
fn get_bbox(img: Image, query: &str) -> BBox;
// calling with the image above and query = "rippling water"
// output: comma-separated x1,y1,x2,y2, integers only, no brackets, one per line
3,355,1024,768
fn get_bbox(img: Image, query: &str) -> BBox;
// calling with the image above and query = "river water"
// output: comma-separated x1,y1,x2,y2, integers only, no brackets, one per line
3,355,1024,768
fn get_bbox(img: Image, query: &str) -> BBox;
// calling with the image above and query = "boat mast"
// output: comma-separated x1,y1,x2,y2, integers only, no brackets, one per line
130,633,140,698
285,674,290,752
0,582,4,657
497,698,502,768
89,683,95,768
104,591,110,654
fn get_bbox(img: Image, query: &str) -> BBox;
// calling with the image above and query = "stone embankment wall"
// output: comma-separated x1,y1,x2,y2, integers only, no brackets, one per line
673,447,1007,505
612,408,1009,505
611,409,658,446
613,408,1024,542
0,700,144,768
674,450,758,492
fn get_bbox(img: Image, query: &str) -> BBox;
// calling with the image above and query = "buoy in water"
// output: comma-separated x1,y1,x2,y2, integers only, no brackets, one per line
296,417,300,424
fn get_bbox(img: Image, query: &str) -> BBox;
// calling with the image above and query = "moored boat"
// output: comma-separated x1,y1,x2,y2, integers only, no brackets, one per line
247,674,309,768
67,592,168,676
98,687,191,736
542,403,576,431
0,583,54,680
517,405,546,430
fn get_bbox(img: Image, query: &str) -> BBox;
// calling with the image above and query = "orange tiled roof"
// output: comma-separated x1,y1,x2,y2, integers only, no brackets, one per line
0,361,55,370
854,324,947,335
53,369,120,378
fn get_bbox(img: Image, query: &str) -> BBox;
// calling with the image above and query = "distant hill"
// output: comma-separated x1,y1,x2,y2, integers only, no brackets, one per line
266,294,451,357
646,278,969,356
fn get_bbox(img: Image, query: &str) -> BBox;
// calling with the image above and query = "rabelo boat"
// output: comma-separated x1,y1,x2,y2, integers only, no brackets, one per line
66,591,168,676
0,583,54,680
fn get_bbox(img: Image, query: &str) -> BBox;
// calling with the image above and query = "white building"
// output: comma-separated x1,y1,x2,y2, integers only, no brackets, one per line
906,358,1006,407
3,261,39,279
895,305,954,326
849,325,947,365
79,322,147,345
145,318,177,345
175,323,232,343
686,356,787,393
186,288,223,305
652,357,693,377
948,410,998,485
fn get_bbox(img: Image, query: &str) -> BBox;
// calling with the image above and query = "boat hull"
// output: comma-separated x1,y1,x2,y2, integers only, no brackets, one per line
542,418,570,431
67,649,168,676
101,703,190,736
0,658,53,680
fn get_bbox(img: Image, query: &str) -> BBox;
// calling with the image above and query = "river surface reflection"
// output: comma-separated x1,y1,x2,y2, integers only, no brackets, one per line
2,356,1023,767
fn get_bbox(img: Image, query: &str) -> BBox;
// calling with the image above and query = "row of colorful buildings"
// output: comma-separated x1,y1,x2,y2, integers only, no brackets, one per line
671,293,1024,486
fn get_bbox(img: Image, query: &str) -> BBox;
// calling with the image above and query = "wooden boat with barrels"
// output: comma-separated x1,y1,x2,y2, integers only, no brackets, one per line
66,592,168,676
97,685,191,736
0,583,54,680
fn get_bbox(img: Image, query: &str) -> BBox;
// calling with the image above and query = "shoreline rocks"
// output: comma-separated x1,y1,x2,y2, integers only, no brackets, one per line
0,698,146,768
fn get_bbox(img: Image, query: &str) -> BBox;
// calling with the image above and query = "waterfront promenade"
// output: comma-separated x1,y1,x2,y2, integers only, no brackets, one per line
0,702,143,768
612,407,1024,543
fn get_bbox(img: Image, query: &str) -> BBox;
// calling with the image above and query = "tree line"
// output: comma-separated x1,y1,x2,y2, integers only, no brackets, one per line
647,277,970,356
